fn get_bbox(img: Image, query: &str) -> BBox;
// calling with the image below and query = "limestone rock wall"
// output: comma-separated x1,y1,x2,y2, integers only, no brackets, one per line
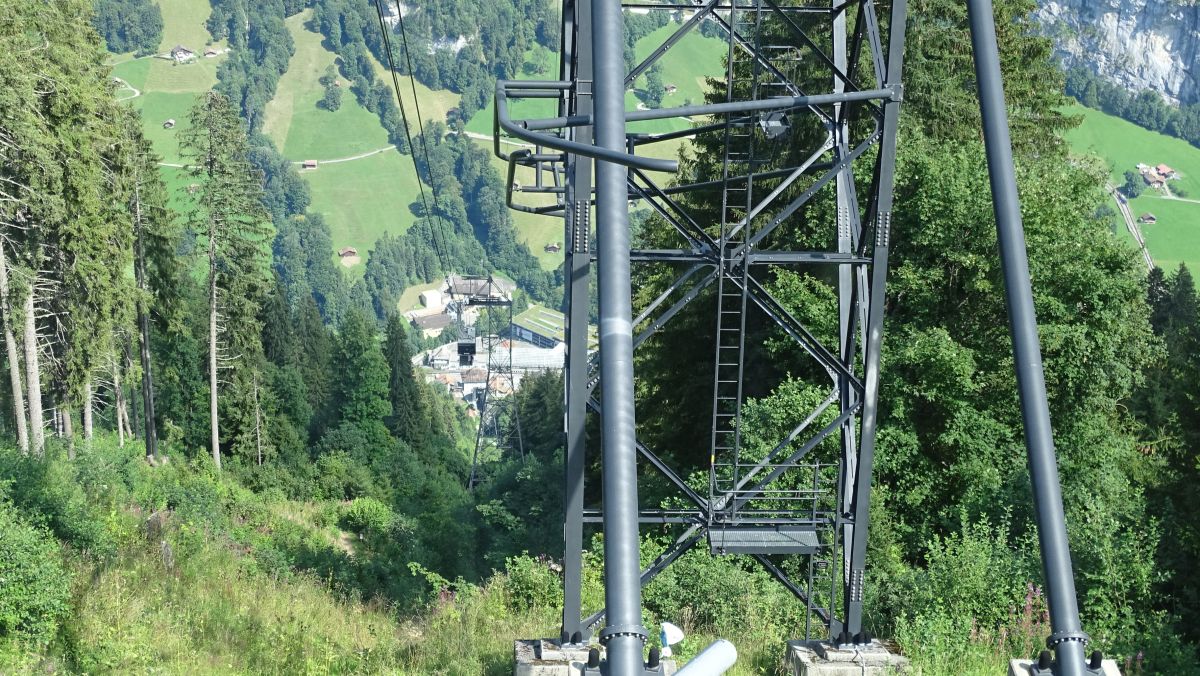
1033,0,1200,105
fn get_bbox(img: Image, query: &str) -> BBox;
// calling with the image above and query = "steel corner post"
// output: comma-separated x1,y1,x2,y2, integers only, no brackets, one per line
965,0,1089,673
593,0,649,673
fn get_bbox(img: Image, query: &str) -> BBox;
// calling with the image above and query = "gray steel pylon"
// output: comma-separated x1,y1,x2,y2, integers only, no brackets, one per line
488,0,1093,671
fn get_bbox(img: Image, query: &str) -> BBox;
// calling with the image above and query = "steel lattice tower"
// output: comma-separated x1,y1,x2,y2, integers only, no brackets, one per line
490,0,1095,672
497,0,905,645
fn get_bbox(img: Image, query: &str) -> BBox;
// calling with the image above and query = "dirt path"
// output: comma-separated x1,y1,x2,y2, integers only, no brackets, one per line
113,76,141,101
462,130,535,148
1148,194,1200,206
1108,184,1154,270
291,145,397,166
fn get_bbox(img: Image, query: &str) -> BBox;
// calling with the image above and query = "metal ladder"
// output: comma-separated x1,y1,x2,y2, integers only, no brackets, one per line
709,0,765,516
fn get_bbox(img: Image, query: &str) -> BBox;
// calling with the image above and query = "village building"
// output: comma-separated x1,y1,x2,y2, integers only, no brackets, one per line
446,274,516,302
419,288,445,310
169,45,196,63
412,312,453,338
511,306,567,348
1138,213,1157,224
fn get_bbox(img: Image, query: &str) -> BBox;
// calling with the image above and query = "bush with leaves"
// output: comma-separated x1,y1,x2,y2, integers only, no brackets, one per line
0,501,71,643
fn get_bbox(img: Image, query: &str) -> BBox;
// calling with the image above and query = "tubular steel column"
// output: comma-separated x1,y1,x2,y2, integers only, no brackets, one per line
966,0,1089,673
592,0,648,672
560,0,594,646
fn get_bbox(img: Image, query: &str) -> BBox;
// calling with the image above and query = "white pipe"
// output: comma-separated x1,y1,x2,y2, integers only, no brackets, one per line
674,639,737,676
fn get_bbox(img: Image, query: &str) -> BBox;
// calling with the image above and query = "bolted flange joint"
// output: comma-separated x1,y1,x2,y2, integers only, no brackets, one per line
1046,630,1090,649
598,624,649,645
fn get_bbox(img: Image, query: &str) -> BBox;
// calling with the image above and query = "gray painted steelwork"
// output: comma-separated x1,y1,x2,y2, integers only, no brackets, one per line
966,0,1090,672
591,0,650,673
487,0,1092,669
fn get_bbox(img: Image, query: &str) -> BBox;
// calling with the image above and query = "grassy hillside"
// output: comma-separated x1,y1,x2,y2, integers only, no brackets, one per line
157,0,216,52
109,0,224,166
1064,104,1200,270
0,439,1025,675
306,149,423,262
264,11,393,160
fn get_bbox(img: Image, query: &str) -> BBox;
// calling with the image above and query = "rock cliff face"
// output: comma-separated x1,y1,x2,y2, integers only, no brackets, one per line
1033,0,1200,105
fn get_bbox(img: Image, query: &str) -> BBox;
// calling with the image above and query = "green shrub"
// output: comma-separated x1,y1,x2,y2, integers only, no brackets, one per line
339,497,395,535
503,555,561,610
0,448,114,556
0,503,71,643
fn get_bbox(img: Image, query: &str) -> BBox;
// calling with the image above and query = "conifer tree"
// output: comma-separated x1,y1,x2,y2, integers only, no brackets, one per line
180,92,272,469
384,313,426,447
333,309,391,428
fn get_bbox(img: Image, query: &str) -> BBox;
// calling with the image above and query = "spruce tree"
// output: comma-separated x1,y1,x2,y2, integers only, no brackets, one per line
385,313,426,447
180,92,272,469
333,309,391,428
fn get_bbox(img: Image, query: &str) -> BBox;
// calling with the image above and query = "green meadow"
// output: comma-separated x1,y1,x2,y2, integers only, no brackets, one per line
1064,104,1200,270
264,11,393,160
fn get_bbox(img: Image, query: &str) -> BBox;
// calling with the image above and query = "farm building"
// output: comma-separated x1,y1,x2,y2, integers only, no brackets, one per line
544,242,562,253
204,47,219,57
665,84,678,94
338,246,358,257
1156,164,1177,179
162,119,176,129
169,45,195,63
302,160,318,170
1138,213,1157,224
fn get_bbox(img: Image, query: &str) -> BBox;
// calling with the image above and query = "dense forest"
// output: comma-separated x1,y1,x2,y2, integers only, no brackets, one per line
0,0,1198,673
91,0,164,56
1066,66,1200,152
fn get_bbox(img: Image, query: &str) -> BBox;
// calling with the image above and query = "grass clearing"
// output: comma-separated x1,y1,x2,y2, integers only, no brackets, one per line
1065,104,1200,196
111,57,151,91
1125,196,1200,272
265,10,393,160
1064,104,1200,269
154,0,215,54
142,56,221,95
305,149,422,271
128,92,205,164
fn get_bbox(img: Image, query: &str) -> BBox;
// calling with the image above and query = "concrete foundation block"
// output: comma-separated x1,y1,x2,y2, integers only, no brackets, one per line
513,639,677,676
1008,658,1122,676
514,640,591,676
786,639,909,675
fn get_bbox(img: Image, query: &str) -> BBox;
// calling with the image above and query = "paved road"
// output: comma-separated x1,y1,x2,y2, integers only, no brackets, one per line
1108,183,1154,270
